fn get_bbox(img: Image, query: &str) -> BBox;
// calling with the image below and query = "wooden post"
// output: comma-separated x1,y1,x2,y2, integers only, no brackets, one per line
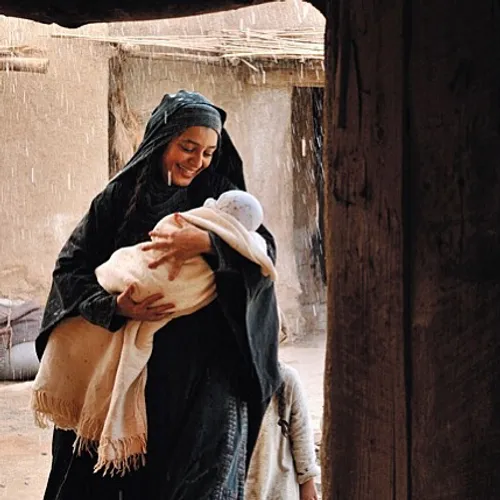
321,0,407,497
322,0,500,498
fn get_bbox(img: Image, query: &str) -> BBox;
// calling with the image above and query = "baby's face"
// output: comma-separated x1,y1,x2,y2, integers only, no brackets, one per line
215,191,264,231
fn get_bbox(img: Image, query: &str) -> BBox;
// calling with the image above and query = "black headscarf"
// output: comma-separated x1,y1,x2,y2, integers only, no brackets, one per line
111,90,246,191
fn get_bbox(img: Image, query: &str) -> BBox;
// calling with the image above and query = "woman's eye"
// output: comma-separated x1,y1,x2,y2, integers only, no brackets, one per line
181,146,195,153
204,152,214,158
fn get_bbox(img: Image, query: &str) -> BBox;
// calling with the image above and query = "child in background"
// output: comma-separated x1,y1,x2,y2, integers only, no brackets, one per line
245,354,320,499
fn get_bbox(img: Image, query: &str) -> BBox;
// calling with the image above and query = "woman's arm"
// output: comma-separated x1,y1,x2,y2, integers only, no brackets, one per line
143,206,276,281
142,213,213,279
50,185,127,331
53,183,175,327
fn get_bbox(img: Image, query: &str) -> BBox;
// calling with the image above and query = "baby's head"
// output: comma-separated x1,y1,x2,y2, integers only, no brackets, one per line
215,190,264,232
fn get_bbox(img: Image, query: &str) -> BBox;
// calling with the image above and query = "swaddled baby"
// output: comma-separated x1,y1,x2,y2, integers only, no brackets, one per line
96,190,275,315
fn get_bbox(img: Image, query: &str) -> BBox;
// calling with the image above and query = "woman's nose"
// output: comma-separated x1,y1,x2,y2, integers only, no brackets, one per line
189,153,203,169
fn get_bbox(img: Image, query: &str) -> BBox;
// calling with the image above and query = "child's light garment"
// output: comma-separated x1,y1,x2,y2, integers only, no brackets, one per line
245,363,320,499
32,201,276,477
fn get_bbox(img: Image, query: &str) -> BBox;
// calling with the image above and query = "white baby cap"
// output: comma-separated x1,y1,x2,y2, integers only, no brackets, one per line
215,190,264,232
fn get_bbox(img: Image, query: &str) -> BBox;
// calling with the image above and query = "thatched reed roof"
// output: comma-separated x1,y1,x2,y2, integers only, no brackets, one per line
52,28,324,68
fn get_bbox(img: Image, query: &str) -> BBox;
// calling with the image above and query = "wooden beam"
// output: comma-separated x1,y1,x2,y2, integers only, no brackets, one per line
321,0,407,498
244,67,324,87
0,57,49,73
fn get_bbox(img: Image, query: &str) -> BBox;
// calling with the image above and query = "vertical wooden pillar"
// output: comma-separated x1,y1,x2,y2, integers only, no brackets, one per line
321,0,408,498
322,0,500,498
409,2,500,498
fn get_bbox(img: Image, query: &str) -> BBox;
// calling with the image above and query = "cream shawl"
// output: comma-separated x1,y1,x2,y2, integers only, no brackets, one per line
31,205,276,476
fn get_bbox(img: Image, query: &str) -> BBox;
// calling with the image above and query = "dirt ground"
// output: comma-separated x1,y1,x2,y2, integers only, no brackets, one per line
0,334,325,500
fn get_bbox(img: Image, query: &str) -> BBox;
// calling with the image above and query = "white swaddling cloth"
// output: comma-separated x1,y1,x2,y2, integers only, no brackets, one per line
95,190,273,310
32,190,276,477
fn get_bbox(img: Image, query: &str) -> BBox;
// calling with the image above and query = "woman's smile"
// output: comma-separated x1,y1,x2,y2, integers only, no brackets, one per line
176,163,201,177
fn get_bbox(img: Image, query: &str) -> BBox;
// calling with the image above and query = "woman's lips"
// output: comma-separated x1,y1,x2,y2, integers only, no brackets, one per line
177,164,199,177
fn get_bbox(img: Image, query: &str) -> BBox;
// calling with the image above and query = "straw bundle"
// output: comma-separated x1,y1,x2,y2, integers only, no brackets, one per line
52,28,324,63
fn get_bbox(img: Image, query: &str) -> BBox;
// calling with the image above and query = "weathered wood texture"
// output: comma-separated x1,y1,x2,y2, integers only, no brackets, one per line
321,0,407,498
409,1,500,498
323,0,500,498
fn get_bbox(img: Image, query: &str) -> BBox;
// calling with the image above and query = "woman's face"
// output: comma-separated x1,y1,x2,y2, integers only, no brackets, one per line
162,126,218,187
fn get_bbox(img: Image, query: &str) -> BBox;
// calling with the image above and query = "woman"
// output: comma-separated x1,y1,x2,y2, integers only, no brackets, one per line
36,90,281,500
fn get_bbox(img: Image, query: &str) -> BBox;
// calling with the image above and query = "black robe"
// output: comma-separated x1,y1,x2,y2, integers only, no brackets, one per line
36,165,281,499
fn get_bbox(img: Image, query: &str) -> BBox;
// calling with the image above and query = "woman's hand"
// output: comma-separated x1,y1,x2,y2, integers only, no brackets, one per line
141,213,212,280
116,283,175,321
299,479,319,500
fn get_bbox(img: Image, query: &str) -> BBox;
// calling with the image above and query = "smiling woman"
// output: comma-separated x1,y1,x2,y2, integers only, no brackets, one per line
34,90,281,500
163,127,219,186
